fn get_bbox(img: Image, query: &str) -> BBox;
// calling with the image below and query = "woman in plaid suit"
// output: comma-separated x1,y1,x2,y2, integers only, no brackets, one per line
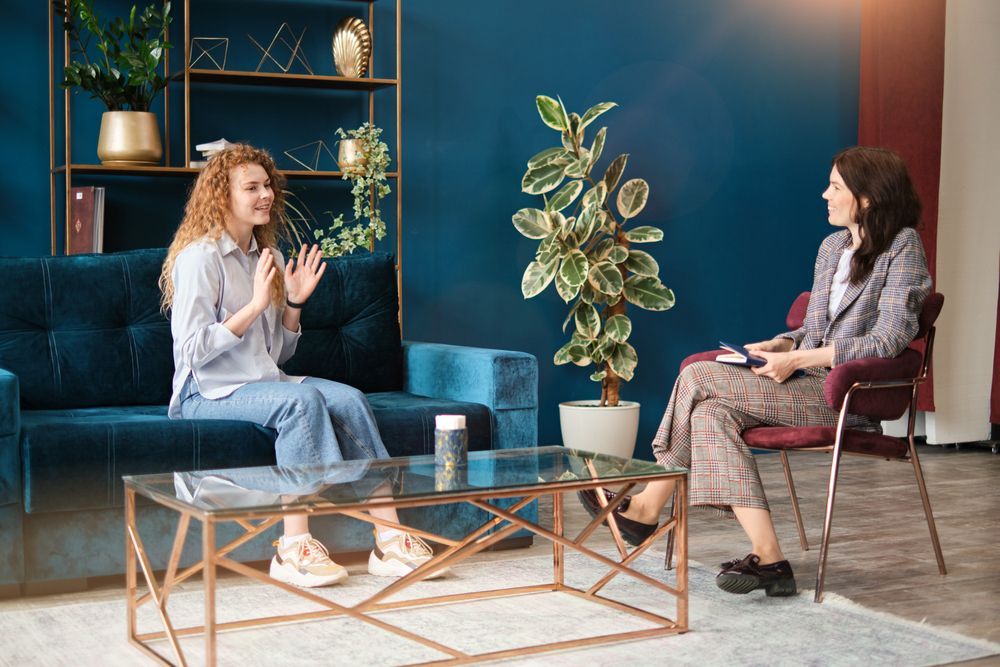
582,146,932,597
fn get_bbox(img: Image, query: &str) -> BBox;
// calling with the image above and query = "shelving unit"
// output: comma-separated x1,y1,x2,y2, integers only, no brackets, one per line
49,0,403,296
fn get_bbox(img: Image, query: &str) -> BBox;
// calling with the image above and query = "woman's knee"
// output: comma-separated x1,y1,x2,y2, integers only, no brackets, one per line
284,385,328,420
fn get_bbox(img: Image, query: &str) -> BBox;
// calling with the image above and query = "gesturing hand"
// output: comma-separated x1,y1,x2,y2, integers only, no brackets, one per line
252,248,277,314
751,350,800,384
285,244,327,304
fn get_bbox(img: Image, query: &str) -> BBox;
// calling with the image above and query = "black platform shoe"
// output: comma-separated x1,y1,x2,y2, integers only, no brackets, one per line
715,553,797,597
576,489,656,547
577,488,630,521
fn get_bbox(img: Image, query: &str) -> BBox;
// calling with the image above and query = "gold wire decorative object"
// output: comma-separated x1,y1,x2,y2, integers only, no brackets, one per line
332,17,371,78
190,37,229,70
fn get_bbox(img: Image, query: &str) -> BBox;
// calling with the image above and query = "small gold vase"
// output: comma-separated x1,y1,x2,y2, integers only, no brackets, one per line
337,138,367,176
97,111,163,166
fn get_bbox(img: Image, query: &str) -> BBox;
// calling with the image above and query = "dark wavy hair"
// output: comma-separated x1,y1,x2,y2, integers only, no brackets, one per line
833,146,922,284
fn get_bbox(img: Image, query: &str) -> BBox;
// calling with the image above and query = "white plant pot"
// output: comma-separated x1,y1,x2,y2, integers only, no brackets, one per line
559,400,640,460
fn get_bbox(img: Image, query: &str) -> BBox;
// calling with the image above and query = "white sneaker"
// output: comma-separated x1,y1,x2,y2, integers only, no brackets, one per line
367,532,449,579
269,535,348,587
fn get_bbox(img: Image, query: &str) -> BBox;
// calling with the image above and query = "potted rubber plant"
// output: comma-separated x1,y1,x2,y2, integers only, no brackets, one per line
513,96,675,457
54,0,172,165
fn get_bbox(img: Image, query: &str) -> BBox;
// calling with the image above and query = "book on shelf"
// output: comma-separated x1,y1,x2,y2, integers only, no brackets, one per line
68,186,105,255
195,137,237,154
716,341,805,378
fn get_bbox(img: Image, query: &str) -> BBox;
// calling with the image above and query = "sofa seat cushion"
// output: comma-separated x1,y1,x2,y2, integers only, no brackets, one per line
367,391,492,457
21,407,276,514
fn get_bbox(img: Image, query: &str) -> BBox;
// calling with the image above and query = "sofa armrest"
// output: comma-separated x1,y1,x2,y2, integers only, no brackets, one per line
0,369,20,507
402,342,538,450
403,341,537,411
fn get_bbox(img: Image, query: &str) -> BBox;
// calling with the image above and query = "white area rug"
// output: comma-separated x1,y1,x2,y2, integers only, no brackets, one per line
1,551,997,666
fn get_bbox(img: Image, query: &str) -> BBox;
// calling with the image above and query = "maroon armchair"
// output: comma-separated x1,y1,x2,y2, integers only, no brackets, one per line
667,292,946,602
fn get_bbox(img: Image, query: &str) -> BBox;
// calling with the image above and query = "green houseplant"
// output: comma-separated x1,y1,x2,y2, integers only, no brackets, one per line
54,0,172,164
284,122,391,257
513,96,675,412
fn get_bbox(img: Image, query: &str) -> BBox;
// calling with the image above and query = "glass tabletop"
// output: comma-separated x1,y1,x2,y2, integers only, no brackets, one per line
124,446,686,516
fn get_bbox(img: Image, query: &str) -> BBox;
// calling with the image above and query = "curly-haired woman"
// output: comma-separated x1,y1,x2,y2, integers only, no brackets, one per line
581,146,932,598
159,144,439,587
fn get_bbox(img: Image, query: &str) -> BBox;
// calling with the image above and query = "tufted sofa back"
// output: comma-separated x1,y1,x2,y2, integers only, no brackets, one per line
0,249,402,409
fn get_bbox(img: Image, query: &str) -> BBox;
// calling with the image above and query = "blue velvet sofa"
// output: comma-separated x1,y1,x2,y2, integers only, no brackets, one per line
0,249,537,594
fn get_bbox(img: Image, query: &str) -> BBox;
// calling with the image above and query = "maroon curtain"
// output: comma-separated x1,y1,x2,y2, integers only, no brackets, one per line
992,262,1000,424
858,0,945,411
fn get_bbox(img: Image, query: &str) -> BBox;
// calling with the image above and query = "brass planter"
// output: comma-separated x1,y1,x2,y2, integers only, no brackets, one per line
97,111,163,166
337,138,367,176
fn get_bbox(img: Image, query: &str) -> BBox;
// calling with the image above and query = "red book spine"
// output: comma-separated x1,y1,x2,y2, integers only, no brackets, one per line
68,186,95,255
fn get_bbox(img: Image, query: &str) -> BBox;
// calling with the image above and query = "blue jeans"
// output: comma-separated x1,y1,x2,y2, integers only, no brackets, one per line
179,377,390,468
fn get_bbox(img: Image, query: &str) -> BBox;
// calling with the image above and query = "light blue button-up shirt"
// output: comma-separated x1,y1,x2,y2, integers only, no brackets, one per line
167,233,304,418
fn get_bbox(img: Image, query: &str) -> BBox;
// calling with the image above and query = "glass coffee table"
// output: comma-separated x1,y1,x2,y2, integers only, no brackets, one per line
124,446,689,665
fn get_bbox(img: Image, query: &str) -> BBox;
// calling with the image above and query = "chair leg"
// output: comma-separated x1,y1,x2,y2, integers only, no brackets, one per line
814,448,845,603
663,490,676,570
780,450,809,551
908,438,947,575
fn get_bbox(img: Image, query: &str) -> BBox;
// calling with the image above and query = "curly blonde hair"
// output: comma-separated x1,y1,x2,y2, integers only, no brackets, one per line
159,144,289,313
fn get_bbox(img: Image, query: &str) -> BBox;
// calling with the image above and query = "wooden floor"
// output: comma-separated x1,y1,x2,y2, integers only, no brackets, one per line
2,443,998,664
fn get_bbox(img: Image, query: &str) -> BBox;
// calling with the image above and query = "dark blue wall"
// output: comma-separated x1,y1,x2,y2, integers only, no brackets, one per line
3,1,860,457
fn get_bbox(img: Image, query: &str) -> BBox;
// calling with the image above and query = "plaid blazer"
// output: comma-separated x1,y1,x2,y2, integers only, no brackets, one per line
778,226,931,366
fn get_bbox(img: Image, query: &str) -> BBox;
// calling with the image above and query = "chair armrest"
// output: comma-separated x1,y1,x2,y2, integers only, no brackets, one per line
825,349,923,420
402,342,537,410
0,368,21,507
678,350,723,373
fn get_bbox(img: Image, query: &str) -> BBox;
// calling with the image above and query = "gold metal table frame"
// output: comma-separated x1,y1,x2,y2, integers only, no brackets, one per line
124,452,689,665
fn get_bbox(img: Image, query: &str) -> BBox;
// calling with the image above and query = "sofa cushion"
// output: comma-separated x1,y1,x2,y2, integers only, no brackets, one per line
0,250,173,409
283,252,403,393
21,392,491,514
20,407,277,514
367,391,493,458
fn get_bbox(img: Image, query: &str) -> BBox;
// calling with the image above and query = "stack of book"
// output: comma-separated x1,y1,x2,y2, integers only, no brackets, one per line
68,186,105,255
190,138,238,168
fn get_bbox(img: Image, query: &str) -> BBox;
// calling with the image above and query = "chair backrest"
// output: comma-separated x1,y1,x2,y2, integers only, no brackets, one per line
786,291,811,330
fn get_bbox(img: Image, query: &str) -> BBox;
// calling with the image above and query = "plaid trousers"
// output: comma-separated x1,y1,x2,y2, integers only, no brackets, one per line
651,361,875,517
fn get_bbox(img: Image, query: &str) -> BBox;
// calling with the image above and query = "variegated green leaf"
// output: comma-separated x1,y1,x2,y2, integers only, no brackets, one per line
617,178,649,220
588,238,615,262
625,225,664,243
561,301,579,334
521,257,559,298
580,102,617,130
623,275,676,311
605,314,632,343
604,154,628,193
512,208,552,239
522,162,566,195
589,127,607,169
598,211,614,233
553,340,588,366
589,370,607,382
559,249,589,288
625,249,659,277
536,95,566,131
564,155,591,179
608,245,628,264
561,131,576,152
536,230,561,265
546,179,584,213
582,182,608,210
574,302,600,339
609,342,638,381
588,260,624,296
579,281,596,304
568,112,581,140
527,147,570,169
573,204,598,245
555,270,579,303
596,333,617,359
